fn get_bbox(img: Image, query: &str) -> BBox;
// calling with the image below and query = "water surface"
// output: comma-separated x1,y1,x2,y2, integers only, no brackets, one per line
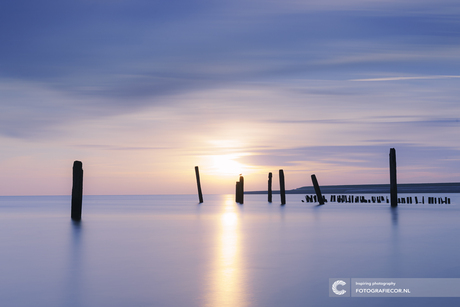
1,194,460,306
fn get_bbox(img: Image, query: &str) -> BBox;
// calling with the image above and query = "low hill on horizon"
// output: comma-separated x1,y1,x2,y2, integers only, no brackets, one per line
246,182,460,194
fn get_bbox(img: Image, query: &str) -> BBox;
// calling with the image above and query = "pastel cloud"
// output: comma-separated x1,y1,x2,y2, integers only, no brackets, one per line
0,0,460,194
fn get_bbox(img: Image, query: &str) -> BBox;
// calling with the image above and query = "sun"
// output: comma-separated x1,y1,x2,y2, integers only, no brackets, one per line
210,154,246,176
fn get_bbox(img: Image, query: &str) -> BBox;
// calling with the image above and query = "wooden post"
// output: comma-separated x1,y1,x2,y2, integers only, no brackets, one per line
240,175,244,204
194,166,203,203
311,174,324,205
71,161,83,221
235,176,244,204
389,148,397,207
268,172,272,203
235,181,240,203
279,169,286,205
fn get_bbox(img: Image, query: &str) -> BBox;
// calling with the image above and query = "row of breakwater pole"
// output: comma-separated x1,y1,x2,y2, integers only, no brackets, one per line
195,148,398,207
266,170,286,205
252,148,398,206
69,163,263,220
305,195,451,204
70,148,403,219
236,170,284,205
309,148,399,206
195,149,397,206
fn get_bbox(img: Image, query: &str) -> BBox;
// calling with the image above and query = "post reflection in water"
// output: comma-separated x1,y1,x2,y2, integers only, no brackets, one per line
66,220,83,307
205,195,247,307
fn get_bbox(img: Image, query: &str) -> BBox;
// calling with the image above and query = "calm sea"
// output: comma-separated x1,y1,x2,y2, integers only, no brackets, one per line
1,193,460,307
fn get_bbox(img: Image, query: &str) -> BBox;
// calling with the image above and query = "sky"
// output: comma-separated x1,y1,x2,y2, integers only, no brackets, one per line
1,0,460,195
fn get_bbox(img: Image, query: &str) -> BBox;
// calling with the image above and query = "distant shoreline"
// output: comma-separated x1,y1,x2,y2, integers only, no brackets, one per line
245,182,460,194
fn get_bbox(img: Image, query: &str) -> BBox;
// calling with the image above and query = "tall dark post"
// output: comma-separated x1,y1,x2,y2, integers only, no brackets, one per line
268,172,273,203
194,166,203,203
389,148,398,207
71,161,83,221
279,169,286,205
311,174,324,205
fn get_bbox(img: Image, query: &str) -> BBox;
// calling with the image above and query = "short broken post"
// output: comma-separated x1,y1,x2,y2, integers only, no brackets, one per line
279,169,286,205
195,166,203,203
311,174,324,205
71,161,83,221
238,175,244,204
235,181,241,203
268,172,273,203
389,148,397,207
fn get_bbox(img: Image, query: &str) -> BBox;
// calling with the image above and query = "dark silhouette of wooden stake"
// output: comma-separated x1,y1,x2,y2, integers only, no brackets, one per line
71,161,83,221
389,148,397,207
279,169,286,205
268,172,272,203
311,174,324,205
194,166,203,203
237,175,244,204
235,181,240,203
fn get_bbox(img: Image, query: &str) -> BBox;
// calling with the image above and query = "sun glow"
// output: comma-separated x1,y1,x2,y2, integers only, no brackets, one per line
208,154,251,176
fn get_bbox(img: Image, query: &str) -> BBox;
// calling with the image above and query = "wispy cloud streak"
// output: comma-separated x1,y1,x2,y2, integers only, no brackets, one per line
351,75,460,82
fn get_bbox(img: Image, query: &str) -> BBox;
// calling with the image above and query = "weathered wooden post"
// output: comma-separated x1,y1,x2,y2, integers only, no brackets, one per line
235,181,240,203
71,161,83,221
389,148,397,207
194,166,203,203
268,172,272,203
279,169,286,205
238,175,244,204
311,174,324,205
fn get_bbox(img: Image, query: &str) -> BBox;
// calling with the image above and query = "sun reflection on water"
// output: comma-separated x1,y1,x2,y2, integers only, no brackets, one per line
205,195,247,307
